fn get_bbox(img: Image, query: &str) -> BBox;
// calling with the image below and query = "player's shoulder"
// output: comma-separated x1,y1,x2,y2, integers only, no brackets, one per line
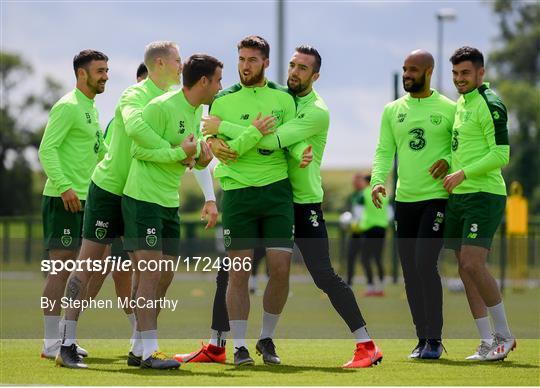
306,90,329,119
478,83,507,113
312,90,328,111
267,81,294,100
120,81,145,102
121,79,159,102
267,80,289,94
50,90,78,113
383,94,408,112
149,89,178,105
214,83,242,101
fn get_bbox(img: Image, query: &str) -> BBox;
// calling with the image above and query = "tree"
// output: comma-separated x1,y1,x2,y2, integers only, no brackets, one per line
489,0,540,214
0,51,64,215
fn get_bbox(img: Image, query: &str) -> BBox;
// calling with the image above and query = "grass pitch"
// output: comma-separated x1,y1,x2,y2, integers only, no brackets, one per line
0,273,539,385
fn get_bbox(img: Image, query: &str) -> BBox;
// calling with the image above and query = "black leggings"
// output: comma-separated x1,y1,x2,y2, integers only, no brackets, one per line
347,232,363,286
211,203,367,333
360,227,386,285
395,199,446,340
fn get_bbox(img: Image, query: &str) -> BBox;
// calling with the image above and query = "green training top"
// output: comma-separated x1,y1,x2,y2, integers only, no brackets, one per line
219,90,329,203
360,186,389,231
349,191,364,233
123,89,202,208
450,82,509,195
371,89,455,202
92,78,187,196
39,88,107,200
210,80,296,190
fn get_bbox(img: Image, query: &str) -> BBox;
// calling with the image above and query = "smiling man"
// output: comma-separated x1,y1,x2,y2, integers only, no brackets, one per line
371,49,455,359
55,42,202,369
443,46,514,362
38,49,109,363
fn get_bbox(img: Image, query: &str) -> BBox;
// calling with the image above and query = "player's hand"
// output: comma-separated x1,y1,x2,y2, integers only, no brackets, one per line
201,115,222,136
299,145,313,168
200,200,218,229
181,134,197,157
61,188,82,213
252,112,276,135
429,159,449,179
196,141,213,168
371,184,386,209
207,137,238,164
443,169,465,193
181,155,196,169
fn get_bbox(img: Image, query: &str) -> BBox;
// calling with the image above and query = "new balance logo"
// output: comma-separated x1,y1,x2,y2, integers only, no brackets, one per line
240,114,249,120
309,210,319,227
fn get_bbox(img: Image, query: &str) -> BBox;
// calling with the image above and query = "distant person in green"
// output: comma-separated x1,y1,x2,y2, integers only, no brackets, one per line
443,46,515,361
371,49,455,359
122,53,221,370
347,173,390,296
57,42,200,369
346,172,368,287
358,174,390,296
38,49,109,362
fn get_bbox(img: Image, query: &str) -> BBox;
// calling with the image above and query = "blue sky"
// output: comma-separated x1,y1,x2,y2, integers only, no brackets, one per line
2,0,500,168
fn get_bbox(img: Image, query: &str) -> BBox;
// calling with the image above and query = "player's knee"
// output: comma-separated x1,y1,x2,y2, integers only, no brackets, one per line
228,269,250,284
268,262,290,282
312,269,337,291
459,259,482,277
139,269,161,283
159,270,174,286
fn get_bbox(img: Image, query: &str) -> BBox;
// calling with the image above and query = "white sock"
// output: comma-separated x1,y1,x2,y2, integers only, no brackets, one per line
229,320,248,350
141,330,159,360
353,326,371,343
209,329,228,347
259,311,280,339
60,319,77,346
474,316,493,344
488,302,512,338
44,315,61,348
249,275,257,290
131,330,143,357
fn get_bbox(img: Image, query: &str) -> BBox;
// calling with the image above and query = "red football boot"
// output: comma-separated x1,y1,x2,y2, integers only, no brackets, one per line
174,342,226,363
342,340,383,368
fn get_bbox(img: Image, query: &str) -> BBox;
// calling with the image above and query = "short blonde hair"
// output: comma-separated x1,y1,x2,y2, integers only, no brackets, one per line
144,41,179,70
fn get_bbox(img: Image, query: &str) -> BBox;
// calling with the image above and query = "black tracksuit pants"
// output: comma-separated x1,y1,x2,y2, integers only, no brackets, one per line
395,199,446,340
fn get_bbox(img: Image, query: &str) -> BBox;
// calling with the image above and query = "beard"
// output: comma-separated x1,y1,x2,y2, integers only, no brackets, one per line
239,65,265,86
287,77,309,95
87,78,106,94
403,72,426,93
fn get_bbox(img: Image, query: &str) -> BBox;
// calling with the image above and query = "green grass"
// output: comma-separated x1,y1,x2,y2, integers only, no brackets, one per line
0,275,539,385
1,339,539,386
